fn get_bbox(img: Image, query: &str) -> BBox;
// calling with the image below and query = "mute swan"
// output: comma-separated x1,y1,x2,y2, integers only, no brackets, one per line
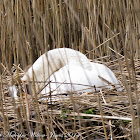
40,61,122,96
21,48,89,91
9,85,19,99
9,48,122,100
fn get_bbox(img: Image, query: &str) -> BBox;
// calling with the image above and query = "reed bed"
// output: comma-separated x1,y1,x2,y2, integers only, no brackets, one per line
0,0,140,139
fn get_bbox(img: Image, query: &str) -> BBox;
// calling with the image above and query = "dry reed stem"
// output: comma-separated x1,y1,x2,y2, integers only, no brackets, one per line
0,0,140,139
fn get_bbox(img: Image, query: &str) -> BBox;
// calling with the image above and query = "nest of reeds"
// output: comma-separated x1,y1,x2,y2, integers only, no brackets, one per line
0,0,140,139
0,58,139,140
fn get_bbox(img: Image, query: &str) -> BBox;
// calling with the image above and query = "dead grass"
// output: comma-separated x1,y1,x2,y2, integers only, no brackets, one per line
0,0,140,139
0,58,139,139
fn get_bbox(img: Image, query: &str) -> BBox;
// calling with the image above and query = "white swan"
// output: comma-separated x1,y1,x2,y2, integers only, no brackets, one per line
21,48,89,91
9,85,19,99
40,61,122,96
9,48,122,100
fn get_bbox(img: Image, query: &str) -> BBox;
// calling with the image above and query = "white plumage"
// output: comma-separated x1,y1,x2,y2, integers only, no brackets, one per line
9,85,19,99
21,48,89,84
40,61,122,96
9,48,122,99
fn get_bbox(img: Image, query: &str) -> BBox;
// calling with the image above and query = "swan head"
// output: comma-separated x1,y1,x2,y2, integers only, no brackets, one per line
8,84,31,100
8,85,19,99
